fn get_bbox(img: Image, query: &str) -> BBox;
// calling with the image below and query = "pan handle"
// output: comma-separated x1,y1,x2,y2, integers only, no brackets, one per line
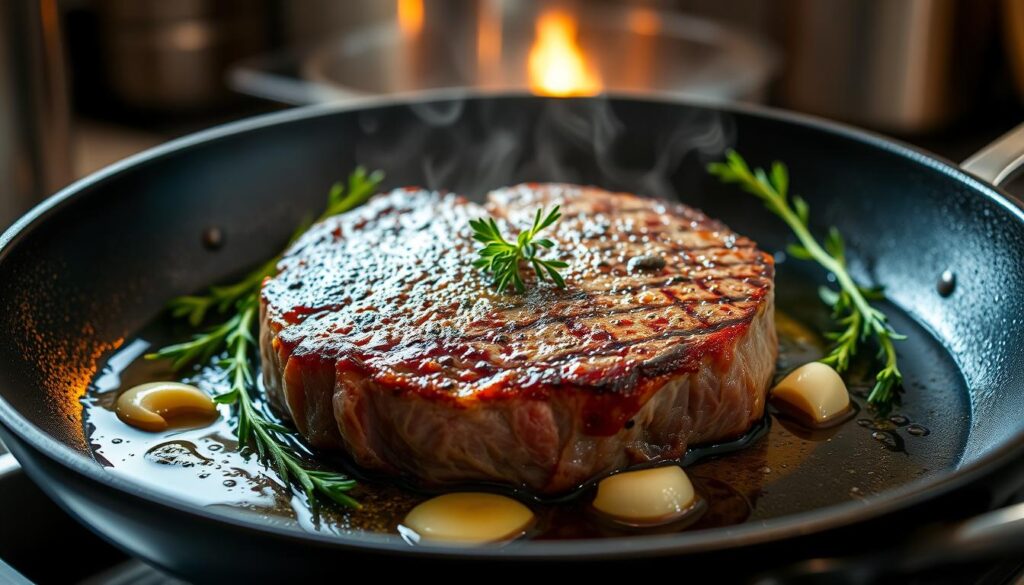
0,453,18,479
757,500,1024,584
943,499,1024,557
961,121,1024,187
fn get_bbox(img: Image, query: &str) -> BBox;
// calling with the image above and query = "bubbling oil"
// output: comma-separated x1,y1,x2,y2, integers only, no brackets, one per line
82,308,934,540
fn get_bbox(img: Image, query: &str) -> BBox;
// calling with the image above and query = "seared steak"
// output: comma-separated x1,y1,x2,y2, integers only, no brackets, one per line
260,184,776,493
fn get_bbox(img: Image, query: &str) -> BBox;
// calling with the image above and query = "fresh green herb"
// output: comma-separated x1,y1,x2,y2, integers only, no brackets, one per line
166,257,276,327
146,167,383,508
317,167,385,222
166,167,384,327
708,150,904,406
470,206,569,293
149,297,359,508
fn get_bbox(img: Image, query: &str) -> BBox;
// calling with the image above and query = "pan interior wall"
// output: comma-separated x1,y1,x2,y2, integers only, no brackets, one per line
0,95,1016,470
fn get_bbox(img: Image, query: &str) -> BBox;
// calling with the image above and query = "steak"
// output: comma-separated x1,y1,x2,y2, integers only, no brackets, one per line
260,183,776,493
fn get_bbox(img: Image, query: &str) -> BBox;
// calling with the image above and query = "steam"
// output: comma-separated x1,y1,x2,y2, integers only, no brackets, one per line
354,95,734,203
530,98,735,199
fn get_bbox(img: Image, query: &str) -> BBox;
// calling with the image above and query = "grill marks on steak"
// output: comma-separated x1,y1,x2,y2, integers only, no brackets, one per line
260,183,776,492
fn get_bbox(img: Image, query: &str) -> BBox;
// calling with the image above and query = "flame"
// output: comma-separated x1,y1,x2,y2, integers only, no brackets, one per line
398,0,423,36
528,10,601,97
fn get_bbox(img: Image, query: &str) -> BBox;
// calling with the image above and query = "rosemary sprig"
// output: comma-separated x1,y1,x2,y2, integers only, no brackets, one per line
470,206,569,293
167,258,277,327
318,166,384,222
147,310,247,371
708,150,904,406
166,167,384,327
151,297,359,508
146,167,383,508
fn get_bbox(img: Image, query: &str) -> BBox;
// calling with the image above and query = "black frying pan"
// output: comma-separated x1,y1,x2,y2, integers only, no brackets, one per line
1,93,1024,582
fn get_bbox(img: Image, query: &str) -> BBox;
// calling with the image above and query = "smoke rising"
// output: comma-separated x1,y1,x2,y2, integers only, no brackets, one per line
354,94,735,204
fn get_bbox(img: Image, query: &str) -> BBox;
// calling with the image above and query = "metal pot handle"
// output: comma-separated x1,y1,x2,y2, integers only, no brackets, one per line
941,499,1024,559
755,500,1024,584
961,121,1024,186
0,453,17,479
756,125,1024,584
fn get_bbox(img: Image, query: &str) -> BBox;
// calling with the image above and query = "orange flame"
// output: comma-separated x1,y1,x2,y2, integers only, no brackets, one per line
398,0,424,36
528,10,601,97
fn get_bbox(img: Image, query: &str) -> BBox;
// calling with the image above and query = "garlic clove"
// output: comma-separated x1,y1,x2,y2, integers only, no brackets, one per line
772,362,850,426
116,382,218,432
592,466,697,526
403,492,534,544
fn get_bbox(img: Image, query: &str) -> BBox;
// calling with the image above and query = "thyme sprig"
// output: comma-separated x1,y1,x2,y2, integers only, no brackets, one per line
146,167,383,508
470,206,568,293
708,150,904,406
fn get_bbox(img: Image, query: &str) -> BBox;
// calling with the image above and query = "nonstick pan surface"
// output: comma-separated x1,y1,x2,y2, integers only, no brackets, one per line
1,93,1023,579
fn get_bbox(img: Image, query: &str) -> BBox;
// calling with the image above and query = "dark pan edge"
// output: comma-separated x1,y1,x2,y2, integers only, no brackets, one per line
0,89,1022,560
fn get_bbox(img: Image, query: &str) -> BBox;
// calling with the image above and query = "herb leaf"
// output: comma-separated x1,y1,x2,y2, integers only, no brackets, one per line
146,167,383,508
708,150,904,407
470,206,568,293
164,167,384,327
150,296,359,509
320,167,385,222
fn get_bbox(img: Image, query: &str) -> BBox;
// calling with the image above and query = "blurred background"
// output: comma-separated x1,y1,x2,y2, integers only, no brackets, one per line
4,0,1024,228
2,1,1024,582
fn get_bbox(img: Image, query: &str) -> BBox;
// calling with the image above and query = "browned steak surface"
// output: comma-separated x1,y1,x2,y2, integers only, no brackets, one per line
260,183,776,493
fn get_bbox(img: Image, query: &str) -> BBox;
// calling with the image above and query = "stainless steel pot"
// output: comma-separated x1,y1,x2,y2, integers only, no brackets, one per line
98,0,269,111
780,0,996,133
234,1,778,105
0,0,72,228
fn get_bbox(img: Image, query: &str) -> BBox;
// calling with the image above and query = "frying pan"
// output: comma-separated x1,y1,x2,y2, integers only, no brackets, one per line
1,93,1024,581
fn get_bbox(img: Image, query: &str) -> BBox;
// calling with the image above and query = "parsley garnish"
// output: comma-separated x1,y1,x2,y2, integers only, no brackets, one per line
470,206,568,293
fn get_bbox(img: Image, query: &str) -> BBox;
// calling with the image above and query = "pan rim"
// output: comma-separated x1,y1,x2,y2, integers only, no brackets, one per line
0,89,1022,560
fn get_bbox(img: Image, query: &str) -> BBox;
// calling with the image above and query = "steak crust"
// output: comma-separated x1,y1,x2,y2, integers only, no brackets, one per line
260,183,776,493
